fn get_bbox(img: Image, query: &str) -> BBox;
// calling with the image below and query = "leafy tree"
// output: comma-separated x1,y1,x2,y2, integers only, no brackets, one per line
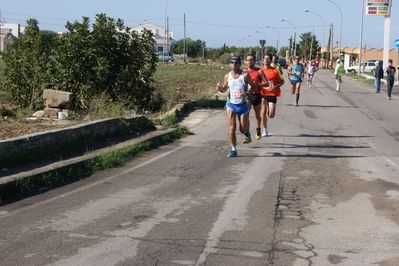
278,46,289,57
219,53,232,64
173,38,206,58
1,19,58,109
298,31,319,60
209,44,231,61
264,46,277,55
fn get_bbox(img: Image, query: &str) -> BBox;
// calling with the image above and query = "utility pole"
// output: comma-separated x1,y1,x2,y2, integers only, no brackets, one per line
330,23,334,65
183,13,186,62
163,0,167,62
309,29,314,60
0,10,2,52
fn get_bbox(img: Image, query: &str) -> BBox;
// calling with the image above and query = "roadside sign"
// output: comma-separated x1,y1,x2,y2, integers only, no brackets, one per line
395,39,399,48
366,0,391,15
259,40,266,47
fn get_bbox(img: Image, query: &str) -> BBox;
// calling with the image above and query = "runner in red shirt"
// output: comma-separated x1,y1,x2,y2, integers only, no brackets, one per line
245,54,269,140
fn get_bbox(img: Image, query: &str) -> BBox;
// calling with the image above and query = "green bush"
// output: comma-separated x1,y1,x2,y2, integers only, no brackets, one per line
220,53,233,64
1,15,159,114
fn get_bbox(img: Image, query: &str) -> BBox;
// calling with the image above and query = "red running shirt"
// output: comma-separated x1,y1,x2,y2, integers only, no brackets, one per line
245,67,262,95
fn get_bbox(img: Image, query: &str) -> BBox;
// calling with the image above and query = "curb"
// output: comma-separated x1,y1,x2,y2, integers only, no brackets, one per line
0,128,178,200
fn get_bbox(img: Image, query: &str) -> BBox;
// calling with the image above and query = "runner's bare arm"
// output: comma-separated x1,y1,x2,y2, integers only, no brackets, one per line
258,69,269,87
287,65,292,78
217,74,229,93
276,77,285,88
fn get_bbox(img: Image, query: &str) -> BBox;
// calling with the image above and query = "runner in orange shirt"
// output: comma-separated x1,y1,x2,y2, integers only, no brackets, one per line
245,54,269,140
260,53,285,137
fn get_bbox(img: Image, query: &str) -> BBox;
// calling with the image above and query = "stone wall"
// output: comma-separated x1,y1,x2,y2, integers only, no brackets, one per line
0,116,150,162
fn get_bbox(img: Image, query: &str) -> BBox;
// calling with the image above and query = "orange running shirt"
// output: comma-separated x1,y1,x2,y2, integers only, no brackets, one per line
261,67,282,97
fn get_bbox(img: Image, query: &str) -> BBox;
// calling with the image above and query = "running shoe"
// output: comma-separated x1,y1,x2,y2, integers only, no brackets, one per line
295,102,298,106
262,129,268,137
227,150,237,157
243,132,252,144
256,128,261,140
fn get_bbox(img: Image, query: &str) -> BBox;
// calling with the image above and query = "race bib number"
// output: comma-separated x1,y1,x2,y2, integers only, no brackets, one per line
231,91,242,97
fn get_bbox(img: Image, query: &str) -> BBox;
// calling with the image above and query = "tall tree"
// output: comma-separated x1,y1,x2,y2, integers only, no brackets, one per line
298,31,319,60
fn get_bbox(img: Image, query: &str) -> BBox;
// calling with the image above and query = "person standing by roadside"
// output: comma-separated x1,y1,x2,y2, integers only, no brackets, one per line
288,56,304,106
217,56,259,157
385,59,396,100
245,54,269,140
260,53,285,137
374,60,383,93
334,59,343,92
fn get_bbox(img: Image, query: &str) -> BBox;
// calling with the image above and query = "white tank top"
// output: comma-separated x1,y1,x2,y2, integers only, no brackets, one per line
307,65,315,74
228,70,246,104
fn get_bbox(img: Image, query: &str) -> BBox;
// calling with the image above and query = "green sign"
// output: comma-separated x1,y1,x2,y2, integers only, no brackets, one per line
367,3,389,5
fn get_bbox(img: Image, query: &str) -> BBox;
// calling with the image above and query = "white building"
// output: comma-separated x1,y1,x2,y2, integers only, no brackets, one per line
0,22,24,52
130,22,174,53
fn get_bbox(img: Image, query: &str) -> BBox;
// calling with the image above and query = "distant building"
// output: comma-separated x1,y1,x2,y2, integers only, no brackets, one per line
0,28,14,52
0,22,24,52
339,46,398,67
130,22,174,53
307,45,398,69
0,28,16,51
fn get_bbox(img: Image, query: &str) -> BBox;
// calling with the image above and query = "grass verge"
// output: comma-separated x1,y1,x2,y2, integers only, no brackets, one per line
1,126,189,201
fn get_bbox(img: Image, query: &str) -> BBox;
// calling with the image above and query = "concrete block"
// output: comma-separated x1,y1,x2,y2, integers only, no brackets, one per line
43,107,61,118
43,89,73,108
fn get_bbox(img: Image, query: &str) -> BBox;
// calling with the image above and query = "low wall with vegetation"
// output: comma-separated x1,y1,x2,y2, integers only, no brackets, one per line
0,116,153,167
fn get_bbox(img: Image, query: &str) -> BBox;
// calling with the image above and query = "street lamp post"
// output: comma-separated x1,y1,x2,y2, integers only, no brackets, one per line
255,30,267,41
281,19,298,57
305,9,326,65
237,39,246,57
242,37,251,54
266,25,280,52
247,35,259,56
247,35,258,45
327,0,342,60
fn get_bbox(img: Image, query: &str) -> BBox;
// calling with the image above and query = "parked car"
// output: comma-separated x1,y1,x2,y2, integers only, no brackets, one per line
277,58,287,69
346,60,378,73
157,52,174,62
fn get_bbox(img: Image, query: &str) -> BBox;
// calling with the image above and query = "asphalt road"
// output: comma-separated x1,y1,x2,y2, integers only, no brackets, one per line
1,69,399,266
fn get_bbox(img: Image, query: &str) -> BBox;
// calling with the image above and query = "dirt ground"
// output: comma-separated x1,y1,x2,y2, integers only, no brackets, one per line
0,91,89,140
0,117,86,140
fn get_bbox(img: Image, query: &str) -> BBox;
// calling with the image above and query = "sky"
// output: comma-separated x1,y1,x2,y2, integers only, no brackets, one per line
2,0,399,51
